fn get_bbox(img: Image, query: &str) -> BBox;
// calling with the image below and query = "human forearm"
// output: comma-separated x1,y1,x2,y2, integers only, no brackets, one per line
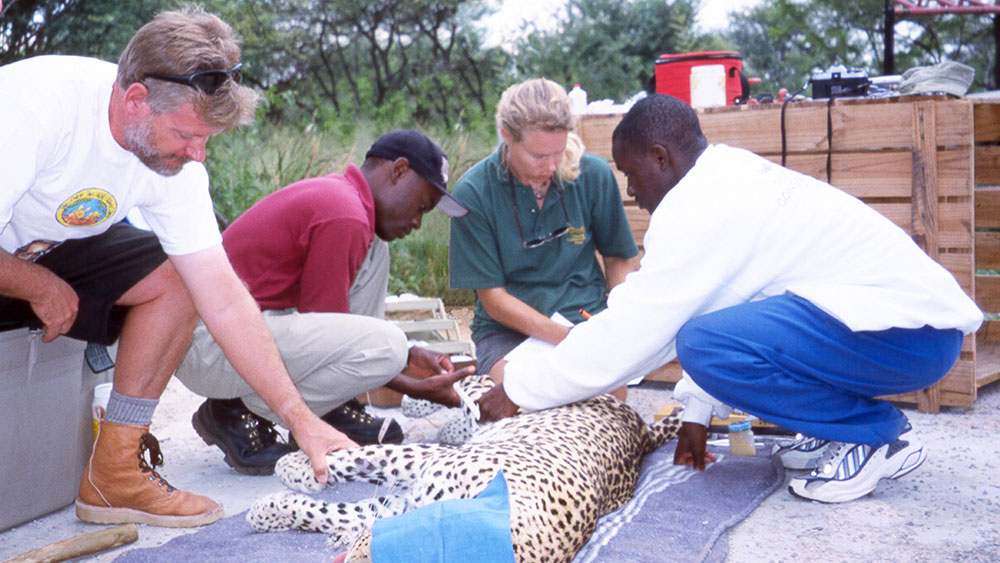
477,287,570,344
170,248,314,428
602,254,640,290
0,249,79,341
203,292,311,424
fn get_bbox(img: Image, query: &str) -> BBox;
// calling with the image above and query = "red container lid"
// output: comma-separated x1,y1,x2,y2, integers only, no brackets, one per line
656,51,742,65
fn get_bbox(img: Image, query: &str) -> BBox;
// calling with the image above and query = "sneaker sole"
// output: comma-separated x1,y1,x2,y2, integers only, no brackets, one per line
774,440,829,470
787,443,927,503
777,451,822,470
76,499,224,528
191,410,276,476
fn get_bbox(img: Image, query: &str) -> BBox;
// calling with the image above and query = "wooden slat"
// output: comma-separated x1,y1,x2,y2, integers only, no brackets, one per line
975,185,1000,229
937,146,976,197
578,114,623,160
642,360,682,383
974,336,1000,387
760,147,972,198
973,101,1000,143
611,166,630,203
975,274,1000,313
912,101,940,260
938,253,974,294
880,357,976,409
977,319,1000,343
975,231,1000,270
831,99,971,151
583,99,972,161
864,201,973,249
626,206,649,247
975,145,1000,185
937,200,975,249
698,98,973,154
700,103,826,153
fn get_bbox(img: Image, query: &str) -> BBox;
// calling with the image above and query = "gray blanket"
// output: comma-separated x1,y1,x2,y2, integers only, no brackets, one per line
115,443,783,563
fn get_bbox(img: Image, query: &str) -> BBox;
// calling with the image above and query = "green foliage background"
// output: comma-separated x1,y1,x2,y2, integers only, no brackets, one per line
3,0,997,305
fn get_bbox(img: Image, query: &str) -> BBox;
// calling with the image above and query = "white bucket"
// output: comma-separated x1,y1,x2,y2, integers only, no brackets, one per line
690,64,726,108
92,382,113,438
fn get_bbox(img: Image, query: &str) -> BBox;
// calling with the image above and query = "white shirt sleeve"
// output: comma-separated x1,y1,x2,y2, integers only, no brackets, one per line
0,87,53,231
671,371,733,426
503,157,754,411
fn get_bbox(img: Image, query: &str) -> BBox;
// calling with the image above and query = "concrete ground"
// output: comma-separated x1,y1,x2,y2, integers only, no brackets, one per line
2,310,999,561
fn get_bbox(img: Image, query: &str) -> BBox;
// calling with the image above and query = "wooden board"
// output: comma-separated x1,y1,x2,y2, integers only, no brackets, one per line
975,323,1000,388
975,185,1000,230
973,101,1000,143
641,360,682,383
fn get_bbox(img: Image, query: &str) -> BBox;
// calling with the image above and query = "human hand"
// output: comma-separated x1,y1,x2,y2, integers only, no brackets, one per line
289,414,358,484
30,271,79,342
673,422,717,471
477,383,520,422
400,366,476,408
404,346,454,378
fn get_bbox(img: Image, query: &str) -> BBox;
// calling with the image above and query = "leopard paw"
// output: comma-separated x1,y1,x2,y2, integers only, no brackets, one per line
275,450,325,493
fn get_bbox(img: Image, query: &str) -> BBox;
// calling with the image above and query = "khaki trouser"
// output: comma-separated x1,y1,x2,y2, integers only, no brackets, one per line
174,238,407,423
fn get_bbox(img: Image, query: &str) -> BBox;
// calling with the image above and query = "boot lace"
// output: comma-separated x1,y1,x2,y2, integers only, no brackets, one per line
240,412,284,454
138,432,176,492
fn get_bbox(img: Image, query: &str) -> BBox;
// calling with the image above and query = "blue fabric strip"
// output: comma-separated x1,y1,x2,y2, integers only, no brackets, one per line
371,470,516,563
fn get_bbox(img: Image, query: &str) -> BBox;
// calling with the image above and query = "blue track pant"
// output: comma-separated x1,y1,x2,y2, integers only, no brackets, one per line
675,295,963,447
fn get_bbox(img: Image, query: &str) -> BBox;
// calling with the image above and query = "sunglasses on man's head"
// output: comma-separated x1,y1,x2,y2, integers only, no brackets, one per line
145,63,242,95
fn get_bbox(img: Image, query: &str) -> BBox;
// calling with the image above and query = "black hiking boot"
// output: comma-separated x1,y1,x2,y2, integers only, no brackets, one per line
191,398,293,476
290,399,403,448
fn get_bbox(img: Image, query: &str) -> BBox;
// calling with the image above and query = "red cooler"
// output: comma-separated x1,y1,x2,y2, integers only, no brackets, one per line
655,51,745,106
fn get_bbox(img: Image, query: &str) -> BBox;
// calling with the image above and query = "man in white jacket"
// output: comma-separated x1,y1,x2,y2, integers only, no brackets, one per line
478,94,983,503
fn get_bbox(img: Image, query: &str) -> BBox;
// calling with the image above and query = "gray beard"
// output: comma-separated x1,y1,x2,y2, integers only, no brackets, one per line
123,118,186,177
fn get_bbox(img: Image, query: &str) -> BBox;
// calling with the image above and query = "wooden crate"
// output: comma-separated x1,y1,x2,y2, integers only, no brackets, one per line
581,95,997,412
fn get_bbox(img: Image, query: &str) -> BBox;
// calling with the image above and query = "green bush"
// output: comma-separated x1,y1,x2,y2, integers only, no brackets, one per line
205,117,495,307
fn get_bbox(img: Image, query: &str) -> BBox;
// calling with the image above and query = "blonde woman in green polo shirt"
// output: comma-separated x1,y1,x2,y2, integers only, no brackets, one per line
449,78,640,396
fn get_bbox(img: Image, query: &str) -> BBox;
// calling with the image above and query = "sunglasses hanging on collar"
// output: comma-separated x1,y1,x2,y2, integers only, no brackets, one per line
507,170,572,249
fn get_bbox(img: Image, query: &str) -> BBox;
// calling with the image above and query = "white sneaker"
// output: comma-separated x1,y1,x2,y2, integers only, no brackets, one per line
773,434,830,470
788,432,926,503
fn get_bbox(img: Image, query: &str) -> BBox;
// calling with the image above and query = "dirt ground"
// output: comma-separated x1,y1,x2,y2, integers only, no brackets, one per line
1,307,998,561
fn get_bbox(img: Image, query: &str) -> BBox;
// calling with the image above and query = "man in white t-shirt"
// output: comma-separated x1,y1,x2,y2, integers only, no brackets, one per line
0,8,353,527
478,94,983,504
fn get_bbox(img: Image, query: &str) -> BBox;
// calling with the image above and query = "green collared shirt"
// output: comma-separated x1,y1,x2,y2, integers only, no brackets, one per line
449,146,639,340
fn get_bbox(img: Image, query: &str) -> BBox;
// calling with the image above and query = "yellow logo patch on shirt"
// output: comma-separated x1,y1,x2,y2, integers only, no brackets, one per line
567,225,586,245
56,189,117,227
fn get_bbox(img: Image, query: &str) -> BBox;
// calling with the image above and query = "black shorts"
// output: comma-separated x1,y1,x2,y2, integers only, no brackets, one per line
0,223,167,345
472,327,529,376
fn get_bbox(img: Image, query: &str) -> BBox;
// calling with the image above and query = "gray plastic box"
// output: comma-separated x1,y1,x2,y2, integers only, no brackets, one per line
0,328,90,531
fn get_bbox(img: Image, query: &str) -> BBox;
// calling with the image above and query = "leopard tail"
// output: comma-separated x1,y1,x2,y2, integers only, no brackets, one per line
644,404,683,453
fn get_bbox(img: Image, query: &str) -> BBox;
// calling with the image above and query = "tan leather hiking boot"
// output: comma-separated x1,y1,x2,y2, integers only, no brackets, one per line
76,419,224,527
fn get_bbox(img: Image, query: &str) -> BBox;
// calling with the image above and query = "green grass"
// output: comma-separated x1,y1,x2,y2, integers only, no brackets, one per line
205,118,492,306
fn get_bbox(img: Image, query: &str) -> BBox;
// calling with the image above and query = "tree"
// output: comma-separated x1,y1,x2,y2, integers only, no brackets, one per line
1,0,171,65
214,0,510,128
512,0,727,102
726,0,996,96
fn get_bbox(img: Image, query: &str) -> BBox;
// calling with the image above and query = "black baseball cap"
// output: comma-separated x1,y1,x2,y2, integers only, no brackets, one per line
365,130,469,217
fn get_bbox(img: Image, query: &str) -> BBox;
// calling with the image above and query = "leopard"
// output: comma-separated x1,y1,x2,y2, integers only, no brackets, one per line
247,375,683,563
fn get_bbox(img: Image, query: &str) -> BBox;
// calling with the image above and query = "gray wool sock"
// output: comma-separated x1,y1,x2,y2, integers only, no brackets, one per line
104,390,159,426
